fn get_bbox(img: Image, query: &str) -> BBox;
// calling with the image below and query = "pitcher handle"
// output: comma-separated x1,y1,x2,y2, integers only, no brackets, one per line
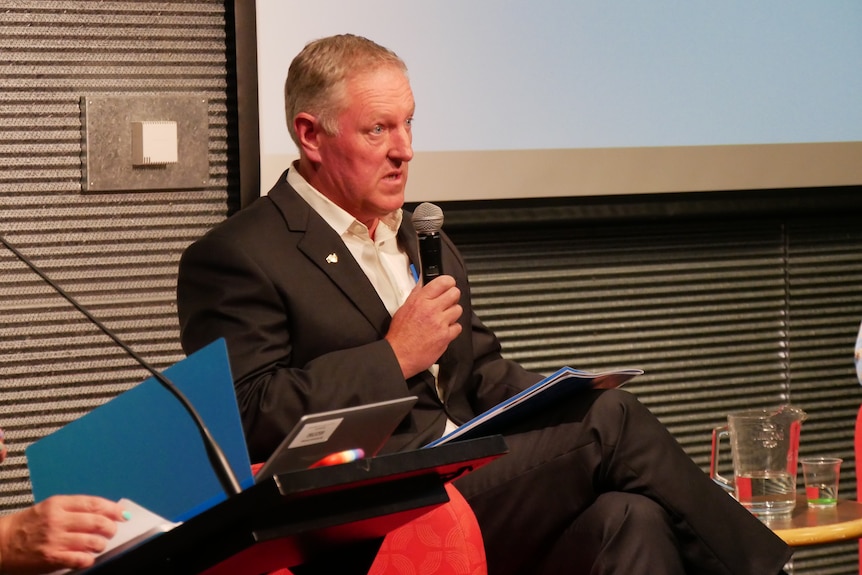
710,425,733,493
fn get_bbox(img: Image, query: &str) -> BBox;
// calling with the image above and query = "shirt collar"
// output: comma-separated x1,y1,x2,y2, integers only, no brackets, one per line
286,163,403,240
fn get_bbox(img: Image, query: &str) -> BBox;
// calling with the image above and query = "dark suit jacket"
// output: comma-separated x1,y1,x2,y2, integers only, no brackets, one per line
177,172,541,463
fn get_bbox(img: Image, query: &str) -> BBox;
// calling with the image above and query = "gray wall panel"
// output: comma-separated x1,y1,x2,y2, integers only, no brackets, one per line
0,0,232,513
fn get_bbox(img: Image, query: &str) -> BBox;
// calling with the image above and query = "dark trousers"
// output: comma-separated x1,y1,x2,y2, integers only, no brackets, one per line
453,389,792,575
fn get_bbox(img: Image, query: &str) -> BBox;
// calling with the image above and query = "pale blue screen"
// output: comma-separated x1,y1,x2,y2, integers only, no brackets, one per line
257,0,862,154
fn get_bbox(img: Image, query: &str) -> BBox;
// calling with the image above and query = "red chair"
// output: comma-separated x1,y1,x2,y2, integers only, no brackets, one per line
247,463,488,575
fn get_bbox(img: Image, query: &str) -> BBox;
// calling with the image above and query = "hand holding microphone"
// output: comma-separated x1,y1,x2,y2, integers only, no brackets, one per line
385,203,461,378
387,275,462,378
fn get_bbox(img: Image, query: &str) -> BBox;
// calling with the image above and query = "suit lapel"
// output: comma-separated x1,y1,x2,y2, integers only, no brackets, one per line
267,178,392,335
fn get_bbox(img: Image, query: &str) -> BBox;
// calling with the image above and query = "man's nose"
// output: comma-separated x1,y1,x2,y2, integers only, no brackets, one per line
391,127,413,161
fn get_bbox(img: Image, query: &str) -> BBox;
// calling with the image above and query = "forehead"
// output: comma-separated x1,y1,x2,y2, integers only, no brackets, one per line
342,66,414,112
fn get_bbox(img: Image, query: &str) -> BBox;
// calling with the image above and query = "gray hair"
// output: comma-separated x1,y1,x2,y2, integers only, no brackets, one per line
284,34,408,148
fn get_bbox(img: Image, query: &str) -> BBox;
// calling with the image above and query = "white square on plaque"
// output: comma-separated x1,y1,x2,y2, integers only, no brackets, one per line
131,120,178,166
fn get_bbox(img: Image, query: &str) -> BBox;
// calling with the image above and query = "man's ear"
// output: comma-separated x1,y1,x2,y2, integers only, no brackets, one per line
294,113,324,163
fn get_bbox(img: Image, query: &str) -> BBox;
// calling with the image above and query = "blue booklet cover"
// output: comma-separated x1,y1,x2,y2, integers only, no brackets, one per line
424,366,643,447
25,338,254,523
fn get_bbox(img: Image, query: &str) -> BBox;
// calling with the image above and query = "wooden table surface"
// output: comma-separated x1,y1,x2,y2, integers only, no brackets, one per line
764,496,862,546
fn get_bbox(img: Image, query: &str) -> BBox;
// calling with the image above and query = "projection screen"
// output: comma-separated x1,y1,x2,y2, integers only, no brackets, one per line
252,0,862,203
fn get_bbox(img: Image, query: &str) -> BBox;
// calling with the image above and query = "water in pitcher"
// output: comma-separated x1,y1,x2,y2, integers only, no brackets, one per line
735,470,796,515
711,405,806,516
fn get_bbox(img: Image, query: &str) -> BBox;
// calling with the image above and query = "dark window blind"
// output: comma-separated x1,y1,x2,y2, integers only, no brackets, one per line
448,214,862,574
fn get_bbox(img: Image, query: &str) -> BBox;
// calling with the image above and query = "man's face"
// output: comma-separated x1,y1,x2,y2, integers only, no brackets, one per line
313,66,415,227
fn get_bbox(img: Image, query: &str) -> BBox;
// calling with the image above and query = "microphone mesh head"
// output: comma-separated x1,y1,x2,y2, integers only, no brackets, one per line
411,202,444,233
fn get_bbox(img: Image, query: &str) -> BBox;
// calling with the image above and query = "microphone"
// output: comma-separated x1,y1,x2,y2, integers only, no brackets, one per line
411,202,444,283
0,234,242,497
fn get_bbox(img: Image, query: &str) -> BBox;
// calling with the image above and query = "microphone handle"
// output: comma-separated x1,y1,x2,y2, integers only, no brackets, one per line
417,231,443,283
0,234,242,497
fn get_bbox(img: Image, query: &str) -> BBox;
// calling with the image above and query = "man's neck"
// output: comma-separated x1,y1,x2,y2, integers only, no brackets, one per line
294,158,382,234
288,161,395,239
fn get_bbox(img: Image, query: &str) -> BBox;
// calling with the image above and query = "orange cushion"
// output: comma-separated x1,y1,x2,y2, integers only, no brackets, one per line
367,483,486,575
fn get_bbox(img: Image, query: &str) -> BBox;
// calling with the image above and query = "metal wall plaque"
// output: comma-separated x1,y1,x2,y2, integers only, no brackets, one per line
81,95,209,192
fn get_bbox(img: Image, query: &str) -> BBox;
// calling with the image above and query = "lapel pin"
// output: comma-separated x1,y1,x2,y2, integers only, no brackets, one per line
325,253,338,264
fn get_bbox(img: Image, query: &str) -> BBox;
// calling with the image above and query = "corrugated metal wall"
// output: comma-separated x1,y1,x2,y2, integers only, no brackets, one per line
0,2,859,573
0,0,233,511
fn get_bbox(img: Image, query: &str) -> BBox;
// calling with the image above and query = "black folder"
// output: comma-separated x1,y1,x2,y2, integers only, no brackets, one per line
77,435,508,575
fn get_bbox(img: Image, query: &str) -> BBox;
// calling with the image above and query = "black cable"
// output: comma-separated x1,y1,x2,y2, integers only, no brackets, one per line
0,234,242,497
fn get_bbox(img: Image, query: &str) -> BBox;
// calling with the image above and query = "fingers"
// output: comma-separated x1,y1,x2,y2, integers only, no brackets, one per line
412,274,460,307
46,549,100,571
40,496,125,539
20,495,124,570
56,495,128,523
420,273,457,295
0,496,125,574
387,275,463,378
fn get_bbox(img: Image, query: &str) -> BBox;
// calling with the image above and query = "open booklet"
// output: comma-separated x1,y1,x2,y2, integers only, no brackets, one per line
424,366,644,448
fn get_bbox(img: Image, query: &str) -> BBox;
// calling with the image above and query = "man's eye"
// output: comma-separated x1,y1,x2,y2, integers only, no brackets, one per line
371,125,384,134
406,118,413,128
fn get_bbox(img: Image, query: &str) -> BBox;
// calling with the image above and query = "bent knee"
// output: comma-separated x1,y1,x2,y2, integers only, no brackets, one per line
593,492,671,531
590,387,648,418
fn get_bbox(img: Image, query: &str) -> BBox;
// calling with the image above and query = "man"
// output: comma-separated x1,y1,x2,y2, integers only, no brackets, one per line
0,429,127,574
177,34,791,574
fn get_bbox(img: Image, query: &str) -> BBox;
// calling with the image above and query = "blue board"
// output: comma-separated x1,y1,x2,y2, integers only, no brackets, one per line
26,338,254,522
